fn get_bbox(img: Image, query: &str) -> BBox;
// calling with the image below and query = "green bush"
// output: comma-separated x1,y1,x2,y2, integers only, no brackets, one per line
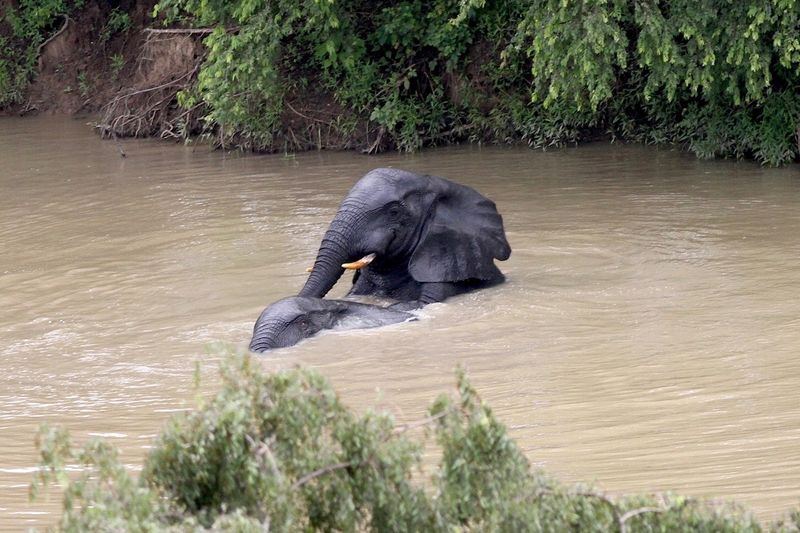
3,1,799,163
147,0,799,164
5,1,797,164
0,0,133,110
31,352,800,531
0,0,75,108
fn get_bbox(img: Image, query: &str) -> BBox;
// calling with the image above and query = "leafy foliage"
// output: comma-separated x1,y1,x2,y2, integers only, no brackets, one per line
0,0,135,110
32,352,800,531
4,0,797,163
511,0,800,165
99,7,131,44
145,0,800,164
0,0,76,108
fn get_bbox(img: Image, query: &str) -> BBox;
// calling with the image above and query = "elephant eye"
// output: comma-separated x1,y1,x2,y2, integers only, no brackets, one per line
387,204,403,220
297,318,310,331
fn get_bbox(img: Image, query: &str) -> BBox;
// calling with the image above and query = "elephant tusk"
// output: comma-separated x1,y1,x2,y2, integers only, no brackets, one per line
342,253,376,270
306,266,313,272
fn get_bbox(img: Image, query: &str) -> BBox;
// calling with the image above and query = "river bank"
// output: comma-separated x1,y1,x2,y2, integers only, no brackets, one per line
3,0,392,150
3,0,799,164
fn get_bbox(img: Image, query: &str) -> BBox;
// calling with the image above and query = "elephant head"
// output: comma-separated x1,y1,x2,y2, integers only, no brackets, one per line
249,296,414,352
299,168,511,299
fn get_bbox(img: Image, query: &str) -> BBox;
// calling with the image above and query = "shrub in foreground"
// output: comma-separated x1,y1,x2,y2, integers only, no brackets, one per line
32,353,800,531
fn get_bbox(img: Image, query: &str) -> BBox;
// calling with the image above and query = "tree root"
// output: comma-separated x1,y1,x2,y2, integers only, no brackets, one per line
96,29,205,140
36,15,72,70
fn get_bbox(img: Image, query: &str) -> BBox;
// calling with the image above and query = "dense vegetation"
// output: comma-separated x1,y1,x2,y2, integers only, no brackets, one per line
0,0,131,110
149,0,800,164
32,353,800,531
0,0,78,108
3,0,800,164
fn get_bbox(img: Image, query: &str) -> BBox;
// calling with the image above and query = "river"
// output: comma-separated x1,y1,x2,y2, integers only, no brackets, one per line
1,116,799,529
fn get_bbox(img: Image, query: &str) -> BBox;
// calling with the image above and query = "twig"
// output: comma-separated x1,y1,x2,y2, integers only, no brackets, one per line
19,99,38,116
285,99,330,125
573,489,622,526
37,15,71,59
246,435,283,481
364,126,385,154
796,125,799,154
292,462,352,489
288,126,300,150
572,489,668,532
619,507,664,533
143,27,216,35
392,411,447,434
115,63,199,100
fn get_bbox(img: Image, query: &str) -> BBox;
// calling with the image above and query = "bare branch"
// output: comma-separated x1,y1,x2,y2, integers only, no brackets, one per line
285,100,335,126
620,507,665,533
37,15,71,59
573,489,622,526
246,434,284,482
143,26,239,35
115,64,199,99
364,126,386,154
292,462,352,489
392,411,447,435
144,27,214,35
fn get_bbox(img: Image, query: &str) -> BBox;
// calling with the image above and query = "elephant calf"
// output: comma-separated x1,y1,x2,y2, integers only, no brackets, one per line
249,296,415,352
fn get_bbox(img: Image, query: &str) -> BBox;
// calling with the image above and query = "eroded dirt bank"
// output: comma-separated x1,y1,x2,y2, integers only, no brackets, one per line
6,1,367,150
11,1,151,115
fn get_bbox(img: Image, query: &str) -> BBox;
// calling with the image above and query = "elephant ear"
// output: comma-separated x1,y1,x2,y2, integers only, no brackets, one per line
409,177,511,283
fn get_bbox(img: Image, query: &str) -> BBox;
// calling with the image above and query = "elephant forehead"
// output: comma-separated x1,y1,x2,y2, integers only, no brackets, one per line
350,168,434,203
257,297,308,323
257,297,338,323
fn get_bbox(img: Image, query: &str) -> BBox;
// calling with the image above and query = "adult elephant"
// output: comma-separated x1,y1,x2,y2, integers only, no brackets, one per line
299,168,511,308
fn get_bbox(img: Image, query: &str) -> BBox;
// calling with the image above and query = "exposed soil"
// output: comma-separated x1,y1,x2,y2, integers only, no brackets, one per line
97,26,204,139
20,1,157,116
6,1,481,152
9,0,370,151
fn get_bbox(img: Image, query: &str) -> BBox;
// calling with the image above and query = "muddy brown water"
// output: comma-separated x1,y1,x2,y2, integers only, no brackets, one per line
2,116,800,529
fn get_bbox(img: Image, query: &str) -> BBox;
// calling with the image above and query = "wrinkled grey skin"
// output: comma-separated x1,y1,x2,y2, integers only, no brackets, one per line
249,296,414,352
299,168,511,309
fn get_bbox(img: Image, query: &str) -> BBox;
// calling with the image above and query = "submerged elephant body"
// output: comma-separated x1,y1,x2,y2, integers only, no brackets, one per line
249,296,414,352
300,168,511,308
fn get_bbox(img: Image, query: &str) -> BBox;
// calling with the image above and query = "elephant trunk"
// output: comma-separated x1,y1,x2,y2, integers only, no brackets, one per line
249,322,282,352
299,207,360,298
